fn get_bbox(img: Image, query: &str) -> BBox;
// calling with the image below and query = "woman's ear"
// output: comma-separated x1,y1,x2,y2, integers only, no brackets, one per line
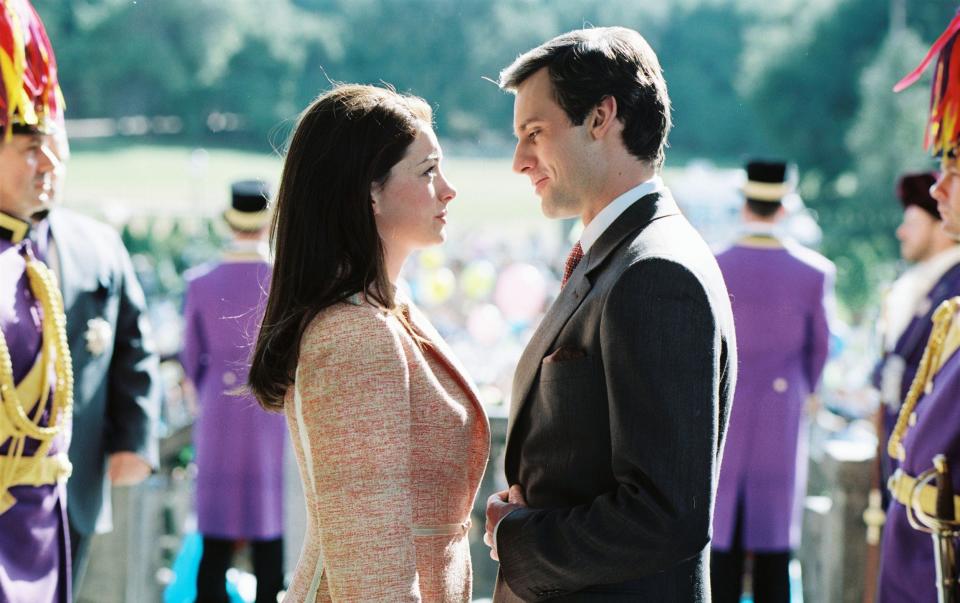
370,182,383,215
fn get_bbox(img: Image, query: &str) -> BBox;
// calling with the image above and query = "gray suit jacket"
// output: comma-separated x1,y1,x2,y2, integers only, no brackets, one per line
49,208,161,535
494,191,736,602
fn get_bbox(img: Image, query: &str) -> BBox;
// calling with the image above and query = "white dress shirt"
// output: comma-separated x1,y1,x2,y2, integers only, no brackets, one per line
580,176,664,253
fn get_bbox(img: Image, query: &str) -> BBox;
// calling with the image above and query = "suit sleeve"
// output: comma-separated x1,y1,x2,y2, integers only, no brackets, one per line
179,280,207,386
804,266,834,391
497,259,720,596
296,310,421,602
104,235,161,466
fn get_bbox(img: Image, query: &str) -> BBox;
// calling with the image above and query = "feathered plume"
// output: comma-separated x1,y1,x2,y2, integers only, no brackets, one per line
0,0,63,139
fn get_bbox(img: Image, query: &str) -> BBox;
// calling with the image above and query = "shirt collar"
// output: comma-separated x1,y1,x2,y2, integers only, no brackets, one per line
222,239,270,262
580,176,663,253
741,221,779,236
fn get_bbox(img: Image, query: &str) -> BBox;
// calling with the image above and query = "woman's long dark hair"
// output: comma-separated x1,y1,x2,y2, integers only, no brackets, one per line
249,84,432,410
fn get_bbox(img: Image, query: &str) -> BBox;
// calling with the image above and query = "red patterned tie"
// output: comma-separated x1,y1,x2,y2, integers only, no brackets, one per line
561,241,584,289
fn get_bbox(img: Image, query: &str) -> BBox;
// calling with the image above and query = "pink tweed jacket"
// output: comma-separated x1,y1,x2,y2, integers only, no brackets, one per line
284,294,490,602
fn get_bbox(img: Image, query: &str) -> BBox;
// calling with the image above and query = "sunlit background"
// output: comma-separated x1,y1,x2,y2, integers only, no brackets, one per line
31,1,955,601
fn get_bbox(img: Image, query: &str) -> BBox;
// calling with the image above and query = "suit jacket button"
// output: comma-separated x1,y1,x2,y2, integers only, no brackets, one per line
773,377,788,393
222,371,237,386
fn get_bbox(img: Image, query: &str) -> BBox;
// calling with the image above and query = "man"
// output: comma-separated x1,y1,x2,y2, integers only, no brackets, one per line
710,160,833,603
40,122,162,594
878,12,960,601
871,172,960,504
485,27,737,601
0,1,73,601
181,181,285,603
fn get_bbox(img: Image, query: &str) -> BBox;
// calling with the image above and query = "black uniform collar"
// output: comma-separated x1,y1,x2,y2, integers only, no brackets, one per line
0,211,30,244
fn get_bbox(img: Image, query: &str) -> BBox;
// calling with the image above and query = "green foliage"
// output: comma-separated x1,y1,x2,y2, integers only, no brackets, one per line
832,30,934,315
28,0,960,313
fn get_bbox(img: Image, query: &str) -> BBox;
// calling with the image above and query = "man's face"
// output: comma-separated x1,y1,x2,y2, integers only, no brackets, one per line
0,132,56,219
896,205,939,262
511,68,595,220
45,129,70,205
931,155,960,238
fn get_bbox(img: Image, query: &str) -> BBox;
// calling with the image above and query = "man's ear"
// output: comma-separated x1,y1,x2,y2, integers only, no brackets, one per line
589,95,619,140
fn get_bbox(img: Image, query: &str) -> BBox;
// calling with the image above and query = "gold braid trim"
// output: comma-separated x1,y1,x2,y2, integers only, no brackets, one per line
888,297,960,461
0,253,73,510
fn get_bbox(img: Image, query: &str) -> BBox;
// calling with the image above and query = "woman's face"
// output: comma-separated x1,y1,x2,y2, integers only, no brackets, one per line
372,122,457,255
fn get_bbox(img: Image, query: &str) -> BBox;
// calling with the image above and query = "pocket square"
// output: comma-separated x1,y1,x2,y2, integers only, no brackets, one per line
543,345,587,364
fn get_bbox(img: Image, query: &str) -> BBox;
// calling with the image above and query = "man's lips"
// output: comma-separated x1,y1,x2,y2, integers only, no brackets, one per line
533,176,548,192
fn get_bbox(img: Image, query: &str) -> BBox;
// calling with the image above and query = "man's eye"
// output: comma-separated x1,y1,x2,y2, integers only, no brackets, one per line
528,130,540,141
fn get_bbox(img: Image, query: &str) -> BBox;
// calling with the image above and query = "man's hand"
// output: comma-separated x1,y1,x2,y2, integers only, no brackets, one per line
107,452,152,486
484,484,527,561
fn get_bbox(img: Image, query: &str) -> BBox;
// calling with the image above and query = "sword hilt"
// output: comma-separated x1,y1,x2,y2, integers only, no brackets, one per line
936,455,955,522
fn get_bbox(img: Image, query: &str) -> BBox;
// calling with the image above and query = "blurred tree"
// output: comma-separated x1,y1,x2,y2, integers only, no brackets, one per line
835,30,933,315
742,0,887,180
659,1,769,163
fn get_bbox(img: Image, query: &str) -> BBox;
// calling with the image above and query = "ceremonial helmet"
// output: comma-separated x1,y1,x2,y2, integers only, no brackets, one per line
895,11,960,158
0,0,63,138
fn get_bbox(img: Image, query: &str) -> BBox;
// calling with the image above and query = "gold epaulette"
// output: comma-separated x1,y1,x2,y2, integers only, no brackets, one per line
0,452,72,514
888,297,960,461
889,468,960,519
935,299,960,377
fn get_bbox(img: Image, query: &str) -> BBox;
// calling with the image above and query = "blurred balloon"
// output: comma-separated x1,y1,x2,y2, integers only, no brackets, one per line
494,263,547,322
478,384,505,408
460,260,497,300
418,248,446,271
419,268,456,305
467,303,507,346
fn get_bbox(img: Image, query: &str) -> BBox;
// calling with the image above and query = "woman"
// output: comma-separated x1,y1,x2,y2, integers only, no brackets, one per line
249,84,490,602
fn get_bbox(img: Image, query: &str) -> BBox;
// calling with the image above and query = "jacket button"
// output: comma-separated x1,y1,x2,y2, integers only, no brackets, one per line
773,377,788,393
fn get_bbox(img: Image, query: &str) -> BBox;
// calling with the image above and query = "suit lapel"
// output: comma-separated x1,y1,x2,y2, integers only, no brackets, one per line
506,190,681,443
46,211,80,313
507,271,591,436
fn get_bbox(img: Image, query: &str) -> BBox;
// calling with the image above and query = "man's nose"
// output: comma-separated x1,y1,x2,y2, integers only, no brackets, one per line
37,143,61,174
512,143,533,175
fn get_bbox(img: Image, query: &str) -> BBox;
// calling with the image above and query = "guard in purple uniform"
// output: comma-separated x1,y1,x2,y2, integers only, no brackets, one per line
871,173,960,508
711,160,833,603
0,2,73,602
180,180,285,603
879,11,960,601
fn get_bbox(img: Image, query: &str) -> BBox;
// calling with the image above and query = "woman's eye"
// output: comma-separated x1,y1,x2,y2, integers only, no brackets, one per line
423,166,437,177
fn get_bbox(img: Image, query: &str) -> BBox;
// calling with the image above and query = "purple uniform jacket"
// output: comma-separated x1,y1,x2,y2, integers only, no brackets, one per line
712,236,833,552
872,263,960,488
0,233,71,603
180,253,285,540
878,304,960,603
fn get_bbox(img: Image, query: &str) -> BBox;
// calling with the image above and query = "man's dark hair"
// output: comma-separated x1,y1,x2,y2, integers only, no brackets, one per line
745,199,782,218
499,27,672,169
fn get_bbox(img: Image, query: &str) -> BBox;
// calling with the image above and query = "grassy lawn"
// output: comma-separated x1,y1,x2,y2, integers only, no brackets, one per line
65,144,546,227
